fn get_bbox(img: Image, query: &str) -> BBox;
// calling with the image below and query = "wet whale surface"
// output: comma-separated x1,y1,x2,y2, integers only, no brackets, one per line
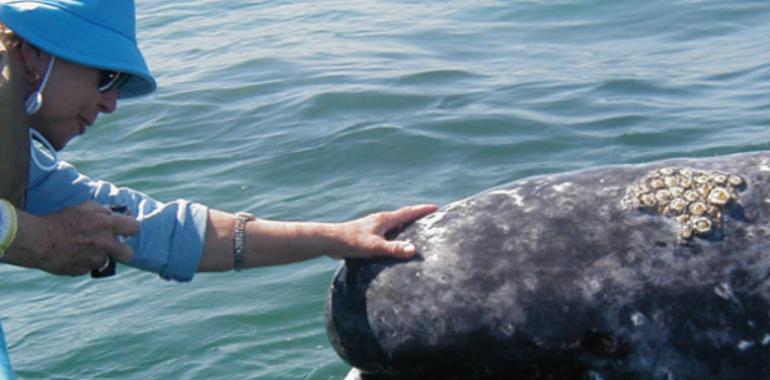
326,152,770,379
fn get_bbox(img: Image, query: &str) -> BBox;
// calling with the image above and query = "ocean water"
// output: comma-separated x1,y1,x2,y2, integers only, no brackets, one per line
2,0,770,378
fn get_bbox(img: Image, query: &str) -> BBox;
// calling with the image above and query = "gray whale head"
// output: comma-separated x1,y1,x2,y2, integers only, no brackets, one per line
327,151,770,379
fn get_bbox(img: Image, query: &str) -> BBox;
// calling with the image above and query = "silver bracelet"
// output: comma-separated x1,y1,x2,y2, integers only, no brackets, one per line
233,212,255,271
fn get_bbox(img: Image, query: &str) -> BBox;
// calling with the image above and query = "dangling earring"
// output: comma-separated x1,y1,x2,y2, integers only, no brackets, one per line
25,56,56,115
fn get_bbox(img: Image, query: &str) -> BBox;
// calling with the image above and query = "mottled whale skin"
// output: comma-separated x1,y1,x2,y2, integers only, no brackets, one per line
326,152,770,380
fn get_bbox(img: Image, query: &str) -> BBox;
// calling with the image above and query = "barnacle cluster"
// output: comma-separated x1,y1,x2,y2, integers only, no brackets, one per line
623,167,745,240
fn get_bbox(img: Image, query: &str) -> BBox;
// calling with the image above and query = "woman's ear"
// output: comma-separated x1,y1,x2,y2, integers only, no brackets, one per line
18,40,45,86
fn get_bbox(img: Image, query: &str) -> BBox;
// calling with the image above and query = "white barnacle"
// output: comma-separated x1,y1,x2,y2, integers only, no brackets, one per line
684,190,699,202
669,198,687,214
680,168,693,177
707,187,731,206
695,174,710,184
696,183,712,197
707,205,721,218
728,175,744,187
692,217,712,234
660,167,675,176
689,202,707,216
664,175,679,187
669,186,684,197
635,183,650,194
626,198,640,209
679,226,693,240
649,178,665,190
712,174,727,185
640,193,657,207
655,189,672,204
679,175,693,189
676,214,690,225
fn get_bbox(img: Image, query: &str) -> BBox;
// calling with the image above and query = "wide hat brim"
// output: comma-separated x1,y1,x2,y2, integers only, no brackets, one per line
0,1,157,99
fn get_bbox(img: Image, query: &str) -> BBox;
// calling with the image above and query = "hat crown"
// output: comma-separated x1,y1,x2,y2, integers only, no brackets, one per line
19,0,137,42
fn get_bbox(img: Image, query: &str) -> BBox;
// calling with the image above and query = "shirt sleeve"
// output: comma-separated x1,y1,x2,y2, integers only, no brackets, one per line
25,146,209,282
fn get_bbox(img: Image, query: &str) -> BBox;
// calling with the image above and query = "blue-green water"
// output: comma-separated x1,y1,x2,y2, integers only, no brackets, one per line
2,0,770,378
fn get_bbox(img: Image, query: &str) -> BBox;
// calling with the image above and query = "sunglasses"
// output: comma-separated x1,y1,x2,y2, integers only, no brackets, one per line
98,70,127,92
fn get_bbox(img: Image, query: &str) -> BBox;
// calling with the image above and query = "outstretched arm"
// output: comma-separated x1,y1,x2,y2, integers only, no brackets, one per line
197,204,438,271
22,145,436,278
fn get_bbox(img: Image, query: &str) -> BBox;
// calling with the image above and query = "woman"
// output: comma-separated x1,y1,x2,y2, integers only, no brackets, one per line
0,0,436,374
0,10,27,211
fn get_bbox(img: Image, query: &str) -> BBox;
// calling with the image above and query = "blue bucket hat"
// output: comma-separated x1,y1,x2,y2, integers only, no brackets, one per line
0,0,156,98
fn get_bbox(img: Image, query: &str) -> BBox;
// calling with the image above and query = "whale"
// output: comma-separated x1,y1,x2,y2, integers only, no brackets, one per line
326,151,770,380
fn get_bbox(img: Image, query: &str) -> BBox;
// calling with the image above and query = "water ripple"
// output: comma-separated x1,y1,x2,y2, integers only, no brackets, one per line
25,1,770,379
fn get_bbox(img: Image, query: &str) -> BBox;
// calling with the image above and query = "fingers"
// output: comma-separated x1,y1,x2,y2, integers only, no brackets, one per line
363,204,438,259
81,200,112,214
382,240,417,259
378,204,439,233
111,214,140,236
43,201,138,275
107,241,134,264
107,210,138,264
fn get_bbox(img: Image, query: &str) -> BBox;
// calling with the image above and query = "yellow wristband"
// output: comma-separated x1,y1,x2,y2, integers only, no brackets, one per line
0,199,18,257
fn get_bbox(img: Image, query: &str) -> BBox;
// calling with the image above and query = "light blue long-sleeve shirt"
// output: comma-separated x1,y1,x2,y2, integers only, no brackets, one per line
25,144,209,282
0,144,209,377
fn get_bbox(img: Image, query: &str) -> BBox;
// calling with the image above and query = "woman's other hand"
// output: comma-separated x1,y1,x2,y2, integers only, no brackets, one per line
4,200,138,275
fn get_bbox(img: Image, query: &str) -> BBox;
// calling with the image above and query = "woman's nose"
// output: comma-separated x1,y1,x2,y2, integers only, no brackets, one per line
98,88,119,114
